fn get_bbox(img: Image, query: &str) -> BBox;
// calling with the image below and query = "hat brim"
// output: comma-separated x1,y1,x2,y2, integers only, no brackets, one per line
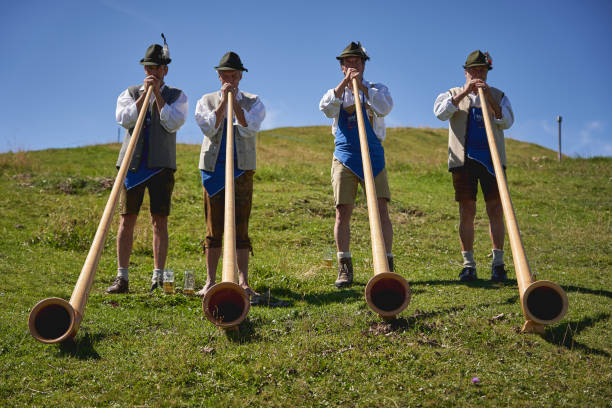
140,58,171,66
463,63,492,70
215,66,248,72
336,54,370,61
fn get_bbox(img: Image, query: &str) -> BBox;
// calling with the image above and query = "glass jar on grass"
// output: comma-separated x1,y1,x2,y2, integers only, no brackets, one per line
163,269,175,294
183,270,195,295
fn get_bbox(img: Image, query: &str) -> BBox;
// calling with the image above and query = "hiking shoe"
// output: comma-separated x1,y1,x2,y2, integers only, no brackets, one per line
491,264,508,282
387,255,394,272
335,257,354,288
149,279,163,293
106,277,129,294
459,267,477,282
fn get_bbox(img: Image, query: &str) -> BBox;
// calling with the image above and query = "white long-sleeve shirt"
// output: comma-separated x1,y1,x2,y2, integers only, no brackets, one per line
319,80,393,141
116,84,189,133
433,90,514,130
194,90,266,138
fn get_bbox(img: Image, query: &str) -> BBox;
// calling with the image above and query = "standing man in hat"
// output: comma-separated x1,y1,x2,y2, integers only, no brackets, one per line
194,52,265,298
107,35,188,294
319,42,394,288
433,50,514,283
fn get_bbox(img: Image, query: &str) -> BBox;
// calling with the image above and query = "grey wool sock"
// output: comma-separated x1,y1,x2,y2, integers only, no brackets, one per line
152,269,163,283
117,267,129,281
461,251,476,268
492,249,504,267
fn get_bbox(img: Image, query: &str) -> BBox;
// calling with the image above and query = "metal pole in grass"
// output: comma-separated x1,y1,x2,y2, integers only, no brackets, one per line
557,116,562,161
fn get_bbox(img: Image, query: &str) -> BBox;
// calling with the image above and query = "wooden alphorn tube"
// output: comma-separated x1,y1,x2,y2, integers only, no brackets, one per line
202,91,250,329
28,86,154,343
477,88,568,333
351,79,411,319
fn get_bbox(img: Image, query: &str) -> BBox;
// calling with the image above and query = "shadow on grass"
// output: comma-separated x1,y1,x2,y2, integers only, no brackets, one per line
412,280,612,300
56,331,104,360
223,318,261,344
365,306,466,336
265,286,363,306
563,285,612,299
543,312,610,357
410,279,517,290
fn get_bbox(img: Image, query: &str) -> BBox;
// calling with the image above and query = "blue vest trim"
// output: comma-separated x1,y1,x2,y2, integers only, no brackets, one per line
201,122,244,197
124,111,163,190
466,107,495,176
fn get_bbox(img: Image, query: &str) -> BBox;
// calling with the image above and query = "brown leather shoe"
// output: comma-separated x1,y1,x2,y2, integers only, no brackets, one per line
335,257,353,288
106,277,129,294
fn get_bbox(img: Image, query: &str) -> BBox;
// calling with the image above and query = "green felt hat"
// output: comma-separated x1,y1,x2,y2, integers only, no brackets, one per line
215,52,248,72
336,41,370,61
140,44,171,66
463,50,492,70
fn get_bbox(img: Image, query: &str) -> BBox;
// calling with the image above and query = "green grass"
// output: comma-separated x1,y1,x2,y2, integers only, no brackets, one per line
0,126,610,407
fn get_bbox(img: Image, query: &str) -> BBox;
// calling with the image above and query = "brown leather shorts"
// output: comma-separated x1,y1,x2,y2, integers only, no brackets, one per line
203,170,254,251
119,168,175,215
451,158,501,202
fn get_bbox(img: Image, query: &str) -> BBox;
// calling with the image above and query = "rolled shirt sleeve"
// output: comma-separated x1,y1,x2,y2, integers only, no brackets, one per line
367,83,393,117
494,96,514,130
159,91,188,133
319,88,342,119
194,96,219,137
433,91,458,121
116,89,139,129
237,96,265,136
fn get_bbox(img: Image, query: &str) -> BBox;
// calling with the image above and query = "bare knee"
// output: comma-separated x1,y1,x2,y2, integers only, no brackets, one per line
335,204,353,225
459,200,476,222
119,214,137,233
151,214,168,234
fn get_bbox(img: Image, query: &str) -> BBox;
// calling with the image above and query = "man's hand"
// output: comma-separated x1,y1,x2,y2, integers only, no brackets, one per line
464,78,486,95
220,82,237,103
334,67,366,98
144,75,162,93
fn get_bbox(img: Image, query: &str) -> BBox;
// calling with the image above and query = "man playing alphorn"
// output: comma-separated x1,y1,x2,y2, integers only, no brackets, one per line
433,50,514,283
107,36,188,294
320,42,394,288
194,52,265,298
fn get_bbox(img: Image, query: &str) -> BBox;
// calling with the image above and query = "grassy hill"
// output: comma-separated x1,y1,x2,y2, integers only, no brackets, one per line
0,126,610,407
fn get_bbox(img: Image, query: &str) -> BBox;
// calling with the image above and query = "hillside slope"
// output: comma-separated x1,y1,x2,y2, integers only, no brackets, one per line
0,126,610,407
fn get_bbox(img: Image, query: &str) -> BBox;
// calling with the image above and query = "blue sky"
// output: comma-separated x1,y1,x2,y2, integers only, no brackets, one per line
2,0,611,157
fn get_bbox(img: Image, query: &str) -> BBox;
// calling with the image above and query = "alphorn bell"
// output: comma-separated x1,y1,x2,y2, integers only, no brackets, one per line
202,91,251,329
477,88,568,334
352,78,411,319
28,86,154,343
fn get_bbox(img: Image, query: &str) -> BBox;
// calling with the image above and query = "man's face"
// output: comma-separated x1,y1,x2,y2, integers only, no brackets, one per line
341,56,365,76
144,64,168,80
218,70,242,87
465,66,488,82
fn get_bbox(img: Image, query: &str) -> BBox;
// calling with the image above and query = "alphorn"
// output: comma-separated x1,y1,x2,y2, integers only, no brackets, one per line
352,78,411,319
202,91,251,329
478,87,568,334
28,86,154,343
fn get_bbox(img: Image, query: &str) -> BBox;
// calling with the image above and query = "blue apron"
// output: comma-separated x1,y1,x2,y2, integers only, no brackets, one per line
124,110,163,190
201,122,244,197
333,90,385,180
466,106,495,176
